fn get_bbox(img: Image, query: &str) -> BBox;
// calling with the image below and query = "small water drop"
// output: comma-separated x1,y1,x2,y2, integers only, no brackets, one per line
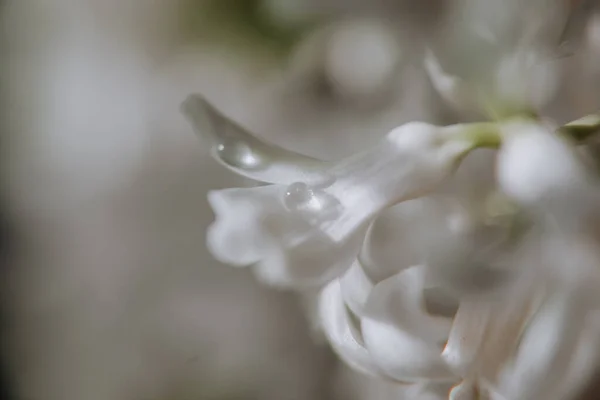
284,182,313,211
283,182,342,224
216,137,263,169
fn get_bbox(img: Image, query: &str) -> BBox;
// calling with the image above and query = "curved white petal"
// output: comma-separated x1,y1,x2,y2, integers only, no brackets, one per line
423,49,477,115
498,289,589,400
318,279,380,376
206,185,284,266
182,94,333,185
423,219,522,298
442,284,538,382
442,301,491,377
358,201,426,283
493,49,560,111
340,259,375,317
361,266,456,382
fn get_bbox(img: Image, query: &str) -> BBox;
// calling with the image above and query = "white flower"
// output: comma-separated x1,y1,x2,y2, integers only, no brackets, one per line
183,94,475,287
183,90,600,400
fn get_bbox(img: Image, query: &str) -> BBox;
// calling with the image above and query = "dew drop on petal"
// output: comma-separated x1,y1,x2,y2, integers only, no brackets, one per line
283,182,342,224
284,182,313,210
215,137,264,170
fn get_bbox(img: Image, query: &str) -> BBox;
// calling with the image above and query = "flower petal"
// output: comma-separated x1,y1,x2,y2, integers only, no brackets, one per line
340,259,375,317
493,49,560,111
320,122,473,243
361,265,456,382
182,94,333,185
556,310,600,400
207,185,366,287
498,289,589,400
253,225,367,288
358,201,425,283
423,49,476,115
442,283,538,382
319,279,380,376
206,185,284,266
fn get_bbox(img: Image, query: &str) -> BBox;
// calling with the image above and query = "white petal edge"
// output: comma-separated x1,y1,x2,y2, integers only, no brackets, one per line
319,279,380,376
340,259,374,317
361,266,456,382
206,186,284,266
423,49,475,114
498,289,589,400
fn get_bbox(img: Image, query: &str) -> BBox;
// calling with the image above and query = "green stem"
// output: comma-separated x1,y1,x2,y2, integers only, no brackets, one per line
447,122,503,149
559,113,600,142
449,112,600,152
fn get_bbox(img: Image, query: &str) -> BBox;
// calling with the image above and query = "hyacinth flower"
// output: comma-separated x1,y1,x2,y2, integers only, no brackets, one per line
183,89,600,400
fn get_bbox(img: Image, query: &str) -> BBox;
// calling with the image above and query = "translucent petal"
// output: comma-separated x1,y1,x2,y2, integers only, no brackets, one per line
442,286,537,381
319,279,380,376
493,49,560,110
364,182,521,298
423,220,520,298
423,49,476,115
556,311,600,400
361,265,456,382
498,289,589,400
182,94,333,185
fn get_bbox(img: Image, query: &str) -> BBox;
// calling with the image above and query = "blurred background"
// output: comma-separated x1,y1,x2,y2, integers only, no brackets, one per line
1,1,600,399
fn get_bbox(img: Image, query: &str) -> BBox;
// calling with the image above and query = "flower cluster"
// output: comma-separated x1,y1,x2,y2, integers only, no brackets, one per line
183,91,600,400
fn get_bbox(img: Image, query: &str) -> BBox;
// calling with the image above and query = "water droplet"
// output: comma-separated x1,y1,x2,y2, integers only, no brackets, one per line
215,137,263,170
283,182,342,224
283,182,313,211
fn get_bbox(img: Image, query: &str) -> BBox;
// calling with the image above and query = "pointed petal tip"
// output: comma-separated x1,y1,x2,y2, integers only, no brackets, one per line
180,94,224,141
181,94,208,122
